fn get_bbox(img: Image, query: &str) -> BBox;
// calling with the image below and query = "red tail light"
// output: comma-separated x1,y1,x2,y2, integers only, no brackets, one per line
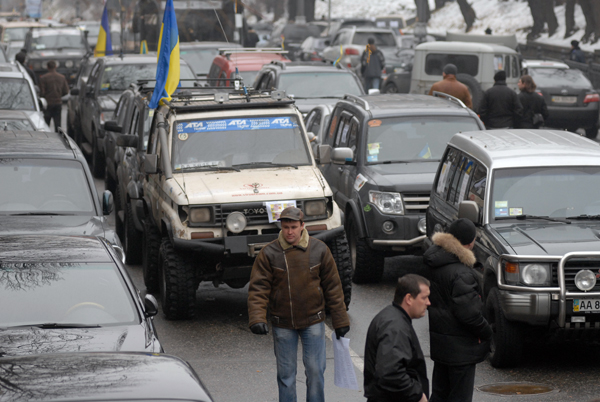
584,93,600,103
345,48,359,55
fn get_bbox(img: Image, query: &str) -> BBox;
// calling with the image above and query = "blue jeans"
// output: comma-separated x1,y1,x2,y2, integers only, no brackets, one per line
272,322,326,402
364,77,381,92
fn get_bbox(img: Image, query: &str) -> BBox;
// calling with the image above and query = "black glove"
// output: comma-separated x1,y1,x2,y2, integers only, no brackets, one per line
250,323,269,335
335,326,350,339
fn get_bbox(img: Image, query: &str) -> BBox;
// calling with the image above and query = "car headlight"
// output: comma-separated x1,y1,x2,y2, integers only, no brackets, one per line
189,207,211,223
521,263,551,286
65,60,74,68
226,211,247,233
369,191,404,215
304,200,326,216
575,269,596,291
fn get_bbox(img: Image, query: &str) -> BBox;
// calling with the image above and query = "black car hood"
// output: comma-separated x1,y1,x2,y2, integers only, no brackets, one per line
0,325,152,357
0,215,106,237
364,163,439,192
493,221,600,255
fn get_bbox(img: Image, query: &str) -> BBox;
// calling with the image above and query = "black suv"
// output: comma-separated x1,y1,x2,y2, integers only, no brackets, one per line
253,61,364,115
318,93,484,283
0,129,122,259
66,54,96,139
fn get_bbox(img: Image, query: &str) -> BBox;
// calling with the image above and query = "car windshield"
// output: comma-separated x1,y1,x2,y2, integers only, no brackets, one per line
282,25,321,42
352,32,397,47
101,63,196,91
529,67,592,88
4,27,30,41
0,118,33,130
31,33,84,50
180,47,220,75
0,159,95,215
0,262,138,327
490,166,600,220
172,115,311,171
366,116,481,163
279,72,362,98
0,78,35,110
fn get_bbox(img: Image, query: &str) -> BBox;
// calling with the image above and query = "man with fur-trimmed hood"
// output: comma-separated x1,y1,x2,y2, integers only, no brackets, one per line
422,218,492,402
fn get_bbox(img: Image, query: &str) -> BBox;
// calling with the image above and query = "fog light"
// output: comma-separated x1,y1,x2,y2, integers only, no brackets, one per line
382,221,394,233
417,218,426,234
226,211,247,234
575,269,596,291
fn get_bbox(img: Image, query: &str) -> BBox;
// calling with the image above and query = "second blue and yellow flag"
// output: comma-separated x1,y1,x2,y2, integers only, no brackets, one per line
94,1,113,57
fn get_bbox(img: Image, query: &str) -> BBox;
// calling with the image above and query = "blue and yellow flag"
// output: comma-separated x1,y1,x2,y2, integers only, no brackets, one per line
140,40,148,54
418,143,432,159
148,0,180,109
94,2,113,57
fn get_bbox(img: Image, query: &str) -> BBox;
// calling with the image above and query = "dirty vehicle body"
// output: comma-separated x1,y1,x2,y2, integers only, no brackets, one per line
426,129,600,367
136,87,352,319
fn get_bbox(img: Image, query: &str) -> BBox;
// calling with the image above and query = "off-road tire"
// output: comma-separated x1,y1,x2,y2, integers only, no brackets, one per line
383,82,398,94
124,201,143,264
347,216,384,284
456,73,484,111
326,232,352,309
91,131,106,178
142,220,161,293
159,239,197,320
585,123,599,140
486,287,523,368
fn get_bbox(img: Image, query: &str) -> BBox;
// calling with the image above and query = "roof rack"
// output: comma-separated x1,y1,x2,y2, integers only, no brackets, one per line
343,94,370,111
162,89,295,112
57,127,77,153
432,91,467,109
219,47,289,56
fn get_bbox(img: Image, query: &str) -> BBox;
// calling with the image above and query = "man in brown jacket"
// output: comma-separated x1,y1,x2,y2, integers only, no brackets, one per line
428,63,473,110
248,206,350,402
39,60,69,131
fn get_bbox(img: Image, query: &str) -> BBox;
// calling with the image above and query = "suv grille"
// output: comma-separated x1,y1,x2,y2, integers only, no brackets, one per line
403,193,430,214
552,259,600,292
217,200,312,226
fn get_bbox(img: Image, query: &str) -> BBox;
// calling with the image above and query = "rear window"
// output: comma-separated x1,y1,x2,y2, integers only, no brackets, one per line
425,54,479,76
529,67,592,89
352,32,397,47
0,78,35,110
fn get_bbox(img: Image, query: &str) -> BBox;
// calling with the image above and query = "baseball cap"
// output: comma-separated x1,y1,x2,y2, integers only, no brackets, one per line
278,206,304,221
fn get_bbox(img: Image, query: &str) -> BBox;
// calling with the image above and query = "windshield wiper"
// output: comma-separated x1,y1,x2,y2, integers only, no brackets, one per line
233,162,298,169
9,212,74,216
511,214,571,224
2,323,102,330
370,159,440,165
176,166,240,172
566,214,600,220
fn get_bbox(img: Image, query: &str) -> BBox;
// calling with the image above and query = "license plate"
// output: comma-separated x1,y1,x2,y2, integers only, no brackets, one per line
552,96,577,104
573,299,600,312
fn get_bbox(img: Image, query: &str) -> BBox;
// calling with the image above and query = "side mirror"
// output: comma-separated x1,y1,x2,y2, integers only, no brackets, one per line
39,97,47,111
116,134,138,148
458,200,480,224
70,87,80,96
104,120,122,133
144,294,159,317
316,144,331,164
102,190,114,215
331,147,353,164
144,154,158,174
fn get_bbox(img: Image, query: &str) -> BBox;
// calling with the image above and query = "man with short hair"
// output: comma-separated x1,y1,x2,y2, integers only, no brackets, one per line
248,206,350,402
39,60,69,132
570,40,586,63
15,51,38,86
428,63,472,109
479,70,523,129
364,274,431,402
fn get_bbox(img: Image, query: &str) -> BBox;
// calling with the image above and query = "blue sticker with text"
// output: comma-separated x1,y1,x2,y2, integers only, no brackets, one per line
176,117,298,134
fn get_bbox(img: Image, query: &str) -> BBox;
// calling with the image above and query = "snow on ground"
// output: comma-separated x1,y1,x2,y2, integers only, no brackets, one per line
315,0,598,52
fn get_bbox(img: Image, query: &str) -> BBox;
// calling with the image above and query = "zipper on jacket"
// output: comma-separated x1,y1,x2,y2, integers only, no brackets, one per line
283,250,295,328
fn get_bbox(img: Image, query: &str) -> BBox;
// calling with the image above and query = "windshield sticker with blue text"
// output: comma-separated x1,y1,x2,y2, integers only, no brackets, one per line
176,117,298,134
495,200,508,217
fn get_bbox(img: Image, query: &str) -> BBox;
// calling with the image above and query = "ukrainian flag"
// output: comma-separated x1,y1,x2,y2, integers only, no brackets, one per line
94,2,113,57
418,143,432,159
140,40,148,54
148,0,180,109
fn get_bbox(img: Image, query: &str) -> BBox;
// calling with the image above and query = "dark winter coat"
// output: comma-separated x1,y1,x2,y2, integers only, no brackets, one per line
428,75,473,109
422,232,493,366
570,48,586,63
479,80,523,129
517,90,549,128
247,229,349,330
364,303,429,402
39,71,69,106
361,44,385,78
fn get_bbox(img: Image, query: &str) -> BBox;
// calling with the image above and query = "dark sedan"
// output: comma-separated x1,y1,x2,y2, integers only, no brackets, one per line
0,235,162,357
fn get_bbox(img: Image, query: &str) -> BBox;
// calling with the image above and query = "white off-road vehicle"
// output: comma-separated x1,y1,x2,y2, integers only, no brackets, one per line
138,88,352,319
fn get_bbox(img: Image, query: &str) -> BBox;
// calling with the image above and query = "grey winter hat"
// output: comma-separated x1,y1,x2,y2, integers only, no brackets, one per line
447,218,477,245
443,63,458,76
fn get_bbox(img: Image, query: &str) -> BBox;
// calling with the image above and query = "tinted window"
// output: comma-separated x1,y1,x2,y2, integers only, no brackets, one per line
352,32,396,47
426,54,478,76
31,32,85,50
3,27,30,41
101,63,196,91
529,67,592,88
278,72,362,98
0,78,35,110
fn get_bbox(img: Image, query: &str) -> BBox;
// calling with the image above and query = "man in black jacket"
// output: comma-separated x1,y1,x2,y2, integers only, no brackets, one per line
364,274,430,402
479,70,523,129
423,218,492,402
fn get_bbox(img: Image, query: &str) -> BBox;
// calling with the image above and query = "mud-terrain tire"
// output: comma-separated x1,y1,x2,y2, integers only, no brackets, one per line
159,239,197,320
142,220,161,293
456,73,484,111
326,232,352,309
383,82,398,94
486,287,523,368
347,216,384,284
124,201,143,264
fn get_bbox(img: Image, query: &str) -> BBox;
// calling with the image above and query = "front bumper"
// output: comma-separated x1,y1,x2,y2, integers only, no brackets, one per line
364,207,426,252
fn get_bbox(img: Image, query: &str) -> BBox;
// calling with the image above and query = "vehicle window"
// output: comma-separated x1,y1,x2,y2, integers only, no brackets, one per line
4,27,31,41
0,262,138,327
493,55,504,71
147,116,158,154
365,116,481,164
0,119,33,130
435,148,456,196
0,78,35,110
306,110,322,136
101,64,158,91
352,32,396,47
180,47,220,75
529,67,592,88
467,163,487,220
142,108,154,150
449,156,477,205
0,159,94,214
172,115,311,170
334,115,350,147
447,155,467,204
512,56,519,78
114,96,126,120
332,33,343,46
425,54,478,76
278,72,363,98
88,62,101,82
129,106,140,136
490,166,600,219
347,118,359,161
504,56,511,77
31,32,85,50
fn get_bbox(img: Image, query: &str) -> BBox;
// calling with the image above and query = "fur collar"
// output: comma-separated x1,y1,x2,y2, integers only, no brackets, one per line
278,228,309,250
431,232,476,268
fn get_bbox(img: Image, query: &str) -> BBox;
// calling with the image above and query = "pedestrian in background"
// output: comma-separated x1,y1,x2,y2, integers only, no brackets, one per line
15,51,38,86
479,70,523,129
428,63,472,109
361,37,385,92
517,75,548,129
247,206,350,402
39,60,69,132
422,218,493,402
570,40,586,63
364,274,430,402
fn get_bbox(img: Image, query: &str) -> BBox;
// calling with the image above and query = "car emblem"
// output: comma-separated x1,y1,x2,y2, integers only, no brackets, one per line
246,182,261,193
561,89,568,94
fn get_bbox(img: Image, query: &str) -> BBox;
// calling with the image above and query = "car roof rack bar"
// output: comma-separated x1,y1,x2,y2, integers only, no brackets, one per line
432,91,467,109
343,94,370,111
219,47,289,55
57,127,77,154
